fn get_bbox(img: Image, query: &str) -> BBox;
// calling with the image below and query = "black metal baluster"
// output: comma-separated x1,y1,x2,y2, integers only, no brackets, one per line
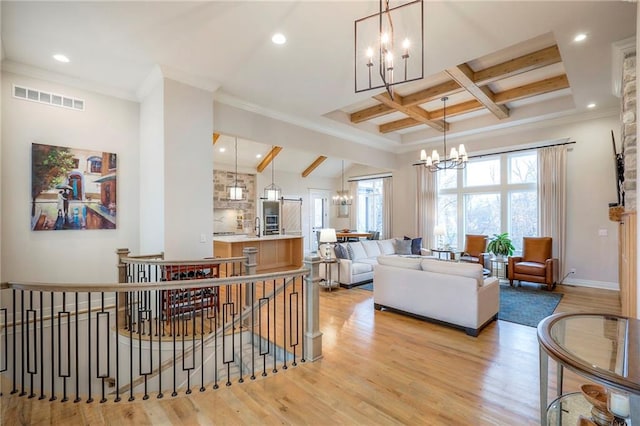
282,279,288,371
74,293,80,403
301,274,306,363
87,292,93,403
128,288,134,402
238,282,244,383
114,290,121,403
59,293,70,402
11,290,17,394
157,289,163,399
19,290,25,396
259,282,269,377
97,292,109,403
39,292,45,399
50,292,56,401
200,286,205,392
222,285,235,386
272,280,277,374
171,290,177,397
139,307,152,400
290,277,299,367
250,281,256,381
213,286,219,390
27,290,36,398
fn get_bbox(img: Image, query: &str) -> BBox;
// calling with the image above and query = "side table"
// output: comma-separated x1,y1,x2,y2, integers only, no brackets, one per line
430,248,458,261
320,258,340,291
489,257,508,281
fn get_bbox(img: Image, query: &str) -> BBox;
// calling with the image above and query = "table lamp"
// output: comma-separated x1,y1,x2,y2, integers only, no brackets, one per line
319,228,337,259
434,225,446,249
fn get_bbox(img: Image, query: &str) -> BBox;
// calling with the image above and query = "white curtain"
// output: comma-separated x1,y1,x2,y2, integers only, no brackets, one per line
349,180,358,230
416,167,437,250
382,177,393,239
538,145,568,278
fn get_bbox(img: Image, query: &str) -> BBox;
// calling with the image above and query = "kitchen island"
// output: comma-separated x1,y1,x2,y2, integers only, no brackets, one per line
212,234,303,273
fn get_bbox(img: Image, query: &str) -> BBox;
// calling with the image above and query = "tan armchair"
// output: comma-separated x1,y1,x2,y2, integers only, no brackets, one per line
460,234,489,268
508,237,558,291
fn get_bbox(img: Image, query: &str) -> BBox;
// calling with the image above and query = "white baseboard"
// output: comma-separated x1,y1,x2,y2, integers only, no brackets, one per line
561,278,619,291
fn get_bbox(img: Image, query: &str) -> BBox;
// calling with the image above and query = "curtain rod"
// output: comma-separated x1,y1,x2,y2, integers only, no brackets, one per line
347,172,393,182
468,140,576,159
412,140,576,166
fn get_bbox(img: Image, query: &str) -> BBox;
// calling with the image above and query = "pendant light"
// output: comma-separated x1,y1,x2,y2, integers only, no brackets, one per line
263,145,282,201
418,97,468,172
227,137,245,201
332,160,353,205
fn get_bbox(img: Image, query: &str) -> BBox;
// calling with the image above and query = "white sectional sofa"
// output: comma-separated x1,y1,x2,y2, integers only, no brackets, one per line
373,256,499,336
319,238,420,288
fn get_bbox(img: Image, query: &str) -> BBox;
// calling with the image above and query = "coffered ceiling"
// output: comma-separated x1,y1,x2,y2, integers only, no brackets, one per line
1,1,637,176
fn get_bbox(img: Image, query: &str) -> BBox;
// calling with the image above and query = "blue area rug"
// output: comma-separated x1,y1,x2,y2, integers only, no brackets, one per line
360,282,562,328
498,284,563,327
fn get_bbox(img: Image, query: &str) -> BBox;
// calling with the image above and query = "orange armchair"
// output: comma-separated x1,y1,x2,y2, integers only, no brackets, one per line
508,237,558,291
460,234,489,268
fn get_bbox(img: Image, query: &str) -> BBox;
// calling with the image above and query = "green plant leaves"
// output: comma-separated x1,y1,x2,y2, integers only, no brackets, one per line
487,232,515,256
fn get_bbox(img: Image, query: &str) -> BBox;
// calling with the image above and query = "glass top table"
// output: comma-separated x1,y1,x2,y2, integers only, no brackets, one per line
537,313,640,425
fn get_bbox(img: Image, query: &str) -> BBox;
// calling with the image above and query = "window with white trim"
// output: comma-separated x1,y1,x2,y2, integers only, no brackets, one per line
436,151,538,253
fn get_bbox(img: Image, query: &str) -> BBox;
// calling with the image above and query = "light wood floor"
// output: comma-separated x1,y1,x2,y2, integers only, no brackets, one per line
0,283,622,425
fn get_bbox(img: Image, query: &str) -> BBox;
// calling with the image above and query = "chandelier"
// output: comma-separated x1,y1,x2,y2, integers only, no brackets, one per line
354,0,424,99
227,137,245,200
418,97,468,172
332,160,353,205
263,145,282,201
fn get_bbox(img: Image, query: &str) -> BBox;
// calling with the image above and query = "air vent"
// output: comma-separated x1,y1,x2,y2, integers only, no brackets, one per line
13,84,84,111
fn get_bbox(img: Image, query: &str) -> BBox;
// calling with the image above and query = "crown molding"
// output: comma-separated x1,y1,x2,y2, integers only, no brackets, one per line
1,59,138,101
213,91,399,153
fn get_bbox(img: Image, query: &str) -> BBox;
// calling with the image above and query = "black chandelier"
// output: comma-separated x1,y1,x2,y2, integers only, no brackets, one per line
417,97,468,172
354,0,424,99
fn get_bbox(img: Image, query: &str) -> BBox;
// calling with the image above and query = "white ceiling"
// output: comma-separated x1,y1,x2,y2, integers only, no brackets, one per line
1,1,636,176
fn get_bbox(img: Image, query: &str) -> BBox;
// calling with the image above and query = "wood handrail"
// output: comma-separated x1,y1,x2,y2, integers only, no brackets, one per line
4,268,310,293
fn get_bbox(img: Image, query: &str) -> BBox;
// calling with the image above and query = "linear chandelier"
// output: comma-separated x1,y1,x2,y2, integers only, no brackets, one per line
354,0,424,99
332,160,353,205
418,97,468,172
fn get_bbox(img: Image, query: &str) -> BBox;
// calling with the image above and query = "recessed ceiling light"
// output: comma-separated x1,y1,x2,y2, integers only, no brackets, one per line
256,154,262,158
53,54,70,63
272,33,286,45
587,102,596,109
219,147,226,153
574,33,587,42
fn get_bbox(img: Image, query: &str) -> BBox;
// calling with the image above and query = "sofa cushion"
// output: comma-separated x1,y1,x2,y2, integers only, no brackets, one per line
411,237,423,255
377,255,422,270
394,239,412,255
420,259,483,286
377,239,396,255
352,262,374,274
347,242,368,261
334,243,349,259
361,240,382,258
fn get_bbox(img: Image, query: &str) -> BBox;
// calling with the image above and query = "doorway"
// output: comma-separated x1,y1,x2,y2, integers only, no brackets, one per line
309,189,330,253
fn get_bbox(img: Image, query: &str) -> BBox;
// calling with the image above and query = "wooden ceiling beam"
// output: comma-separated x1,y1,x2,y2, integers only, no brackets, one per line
446,63,510,119
474,45,562,85
350,103,394,123
213,133,220,144
373,92,446,132
493,74,570,104
401,80,463,107
302,156,327,178
256,146,282,173
378,74,570,133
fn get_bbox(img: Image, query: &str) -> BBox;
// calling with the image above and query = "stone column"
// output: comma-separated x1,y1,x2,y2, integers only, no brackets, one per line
623,52,637,210
303,254,323,361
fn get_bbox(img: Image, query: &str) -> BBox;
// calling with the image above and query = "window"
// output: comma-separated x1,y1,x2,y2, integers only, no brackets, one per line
436,151,538,253
356,178,384,235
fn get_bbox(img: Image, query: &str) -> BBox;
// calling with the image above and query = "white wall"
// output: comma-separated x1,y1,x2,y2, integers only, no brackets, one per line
163,79,214,260
139,79,165,254
396,111,621,289
1,71,140,282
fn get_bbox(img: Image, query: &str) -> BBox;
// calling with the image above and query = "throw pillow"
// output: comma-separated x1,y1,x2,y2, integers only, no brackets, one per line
334,243,349,259
403,236,423,255
394,238,412,255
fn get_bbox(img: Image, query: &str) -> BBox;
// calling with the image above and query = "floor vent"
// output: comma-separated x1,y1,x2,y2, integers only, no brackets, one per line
13,84,84,111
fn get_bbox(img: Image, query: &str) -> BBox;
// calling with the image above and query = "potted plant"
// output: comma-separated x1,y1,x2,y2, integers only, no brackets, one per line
487,232,515,258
